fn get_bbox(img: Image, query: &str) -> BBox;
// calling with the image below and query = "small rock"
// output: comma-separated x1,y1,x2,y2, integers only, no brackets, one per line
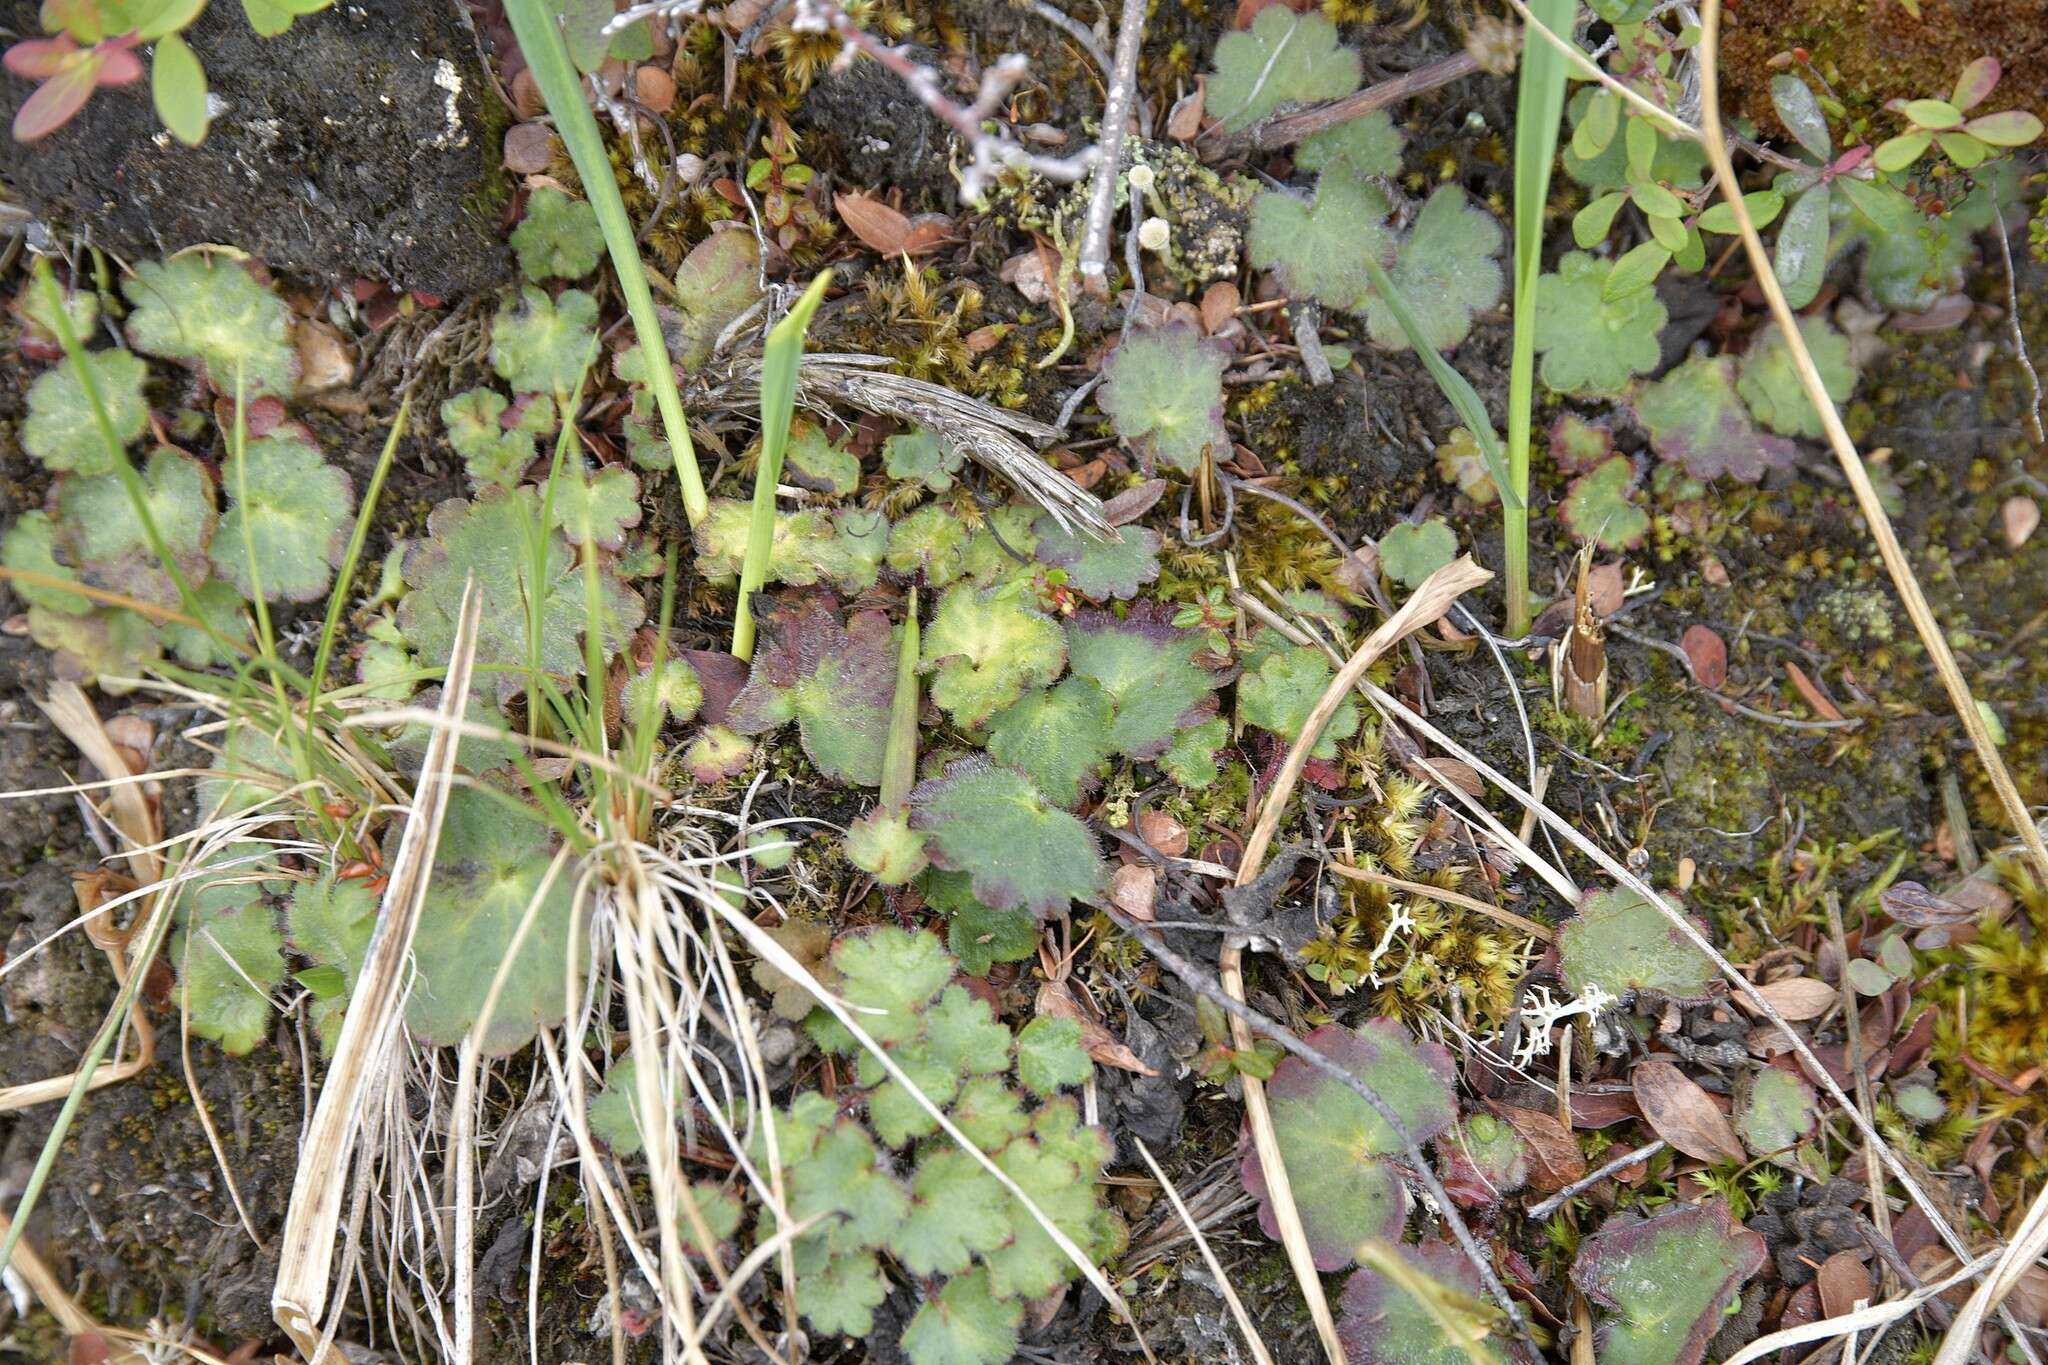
2003,494,2041,549
503,122,558,174
634,64,677,114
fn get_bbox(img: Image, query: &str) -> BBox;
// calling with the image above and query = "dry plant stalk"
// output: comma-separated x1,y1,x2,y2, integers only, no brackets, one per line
1132,1138,1276,1365
1224,555,1494,1365
273,582,482,1364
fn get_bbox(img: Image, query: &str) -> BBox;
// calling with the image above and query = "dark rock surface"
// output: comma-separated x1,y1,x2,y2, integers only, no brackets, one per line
0,0,512,296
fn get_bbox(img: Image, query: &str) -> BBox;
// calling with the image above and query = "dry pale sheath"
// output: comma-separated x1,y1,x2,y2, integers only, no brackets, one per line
707,352,1120,542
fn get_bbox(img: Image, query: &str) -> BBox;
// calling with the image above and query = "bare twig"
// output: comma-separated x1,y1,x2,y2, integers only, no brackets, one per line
1988,184,2046,444
1227,51,1480,152
801,0,1097,202
1077,0,1147,291
1524,1140,1666,1220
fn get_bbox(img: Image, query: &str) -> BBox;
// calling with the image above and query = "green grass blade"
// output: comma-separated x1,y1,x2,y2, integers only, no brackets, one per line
500,0,708,528
731,272,832,660
877,587,920,812
307,397,410,713
1506,0,1576,634
1360,256,1519,512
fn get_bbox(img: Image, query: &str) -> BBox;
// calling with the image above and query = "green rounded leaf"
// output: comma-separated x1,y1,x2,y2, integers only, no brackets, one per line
1207,6,1360,132
909,757,1105,916
1901,98,1962,130
1097,324,1229,474
151,32,209,145
24,349,150,474
124,255,297,397
1532,252,1668,395
210,428,354,602
1558,887,1715,1003
511,187,604,281
489,285,600,396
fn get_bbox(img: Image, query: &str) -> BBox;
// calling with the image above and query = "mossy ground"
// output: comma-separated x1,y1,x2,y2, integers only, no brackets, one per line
0,0,2044,1356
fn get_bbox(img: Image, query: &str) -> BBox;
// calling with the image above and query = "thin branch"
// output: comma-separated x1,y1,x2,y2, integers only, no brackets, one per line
1524,1140,1666,1220
802,0,1097,202
1077,0,1147,290
1227,50,1480,152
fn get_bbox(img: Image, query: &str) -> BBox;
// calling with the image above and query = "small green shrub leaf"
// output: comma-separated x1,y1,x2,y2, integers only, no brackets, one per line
55,445,216,600
1238,637,1359,759
1098,324,1229,474
1364,187,1504,352
900,1269,1022,1365
1,511,88,615
210,428,354,602
884,427,964,491
1737,1066,1819,1157
397,486,644,701
124,255,297,397
1032,515,1159,601
24,348,149,474
910,757,1106,916
1771,183,1832,310
511,187,604,281
985,677,1114,807
1015,1016,1092,1096
550,463,642,549
1161,714,1230,788
1561,455,1650,550
1338,1243,1506,1365
1207,7,1360,132
1248,173,1393,315
1571,1200,1768,1365
728,597,898,787
1736,315,1857,439
490,285,600,396
1296,109,1404,179
1378,518,1457,589
1064,607,1220,759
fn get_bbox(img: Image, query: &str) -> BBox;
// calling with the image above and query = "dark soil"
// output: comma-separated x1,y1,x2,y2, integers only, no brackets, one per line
0,0,512,297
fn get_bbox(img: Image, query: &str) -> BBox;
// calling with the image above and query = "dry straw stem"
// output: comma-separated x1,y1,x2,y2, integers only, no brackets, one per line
272,582,482,1365
1930,1181,2048,1365
1327,861,1552,941
1224,554,1498,1365
1722,1248,1999,1365
1131,1137,1276,1365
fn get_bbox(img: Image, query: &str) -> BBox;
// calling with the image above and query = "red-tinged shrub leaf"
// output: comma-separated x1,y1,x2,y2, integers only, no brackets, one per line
1240,1019,1456,1270
13,55,100,139
1572,1200,1767,1365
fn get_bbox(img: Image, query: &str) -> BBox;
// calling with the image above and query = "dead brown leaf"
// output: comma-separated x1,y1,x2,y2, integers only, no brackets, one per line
1584,562,1625,618
1102,479,1168,528
1489,1103,1586,1195
1036,982,1158,1076
1879,880,1976,928
1166,81,1205,141
1136,809,1188,858
835,192,913,256
1784,661,1847,722
1199,281,1240,335
1630,1059,1744,1164
1749,975,1837,1022
1815,1250,1874,1318
1680,624,1727,689
1110,863,1158,921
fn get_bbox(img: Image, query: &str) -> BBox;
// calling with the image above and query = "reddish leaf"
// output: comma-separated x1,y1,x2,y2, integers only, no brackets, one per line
1680,624,1727,688
12,55,100,139
5,34,80,78
1631,1059,1744,1164
1783,660,1846,721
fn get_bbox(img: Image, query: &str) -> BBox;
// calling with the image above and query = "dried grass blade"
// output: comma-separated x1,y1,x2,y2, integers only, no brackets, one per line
1131,1138,1275,1365
272,579,482,1364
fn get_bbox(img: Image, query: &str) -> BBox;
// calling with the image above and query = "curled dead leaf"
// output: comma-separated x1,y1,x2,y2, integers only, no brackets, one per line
1489,1102,1586,1195
1136,808,1188,858
1102,479,1168,528
1815,1249,1873,1319
1199,281,1240,335
1783,661,1846,722
1630,1058,1744,1164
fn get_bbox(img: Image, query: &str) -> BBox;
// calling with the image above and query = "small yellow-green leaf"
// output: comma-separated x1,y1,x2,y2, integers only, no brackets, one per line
151,33,209,145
